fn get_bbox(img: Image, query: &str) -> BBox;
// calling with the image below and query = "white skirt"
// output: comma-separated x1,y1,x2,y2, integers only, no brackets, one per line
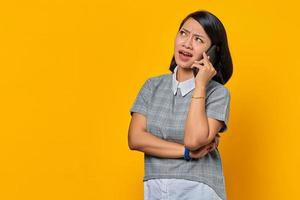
144,178,223,200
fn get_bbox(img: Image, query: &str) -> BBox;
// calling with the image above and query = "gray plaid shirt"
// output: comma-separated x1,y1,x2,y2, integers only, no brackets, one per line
130,66,231,200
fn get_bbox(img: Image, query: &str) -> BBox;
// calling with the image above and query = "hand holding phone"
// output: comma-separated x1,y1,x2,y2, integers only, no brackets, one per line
192,45,218,77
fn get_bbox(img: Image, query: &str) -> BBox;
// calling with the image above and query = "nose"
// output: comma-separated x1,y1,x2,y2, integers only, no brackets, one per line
183,36,193,49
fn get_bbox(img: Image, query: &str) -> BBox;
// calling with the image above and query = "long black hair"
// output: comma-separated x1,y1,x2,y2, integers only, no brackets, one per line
169,10,233,85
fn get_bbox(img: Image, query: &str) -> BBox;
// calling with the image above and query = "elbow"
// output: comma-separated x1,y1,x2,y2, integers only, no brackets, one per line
128,141,138,151
184,134,209,151
128,137,137,150
128,140,136,150
128,131,140,150
184,140,205,151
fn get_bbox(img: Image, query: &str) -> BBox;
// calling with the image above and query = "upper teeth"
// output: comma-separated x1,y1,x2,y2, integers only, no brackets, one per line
181,51,192,56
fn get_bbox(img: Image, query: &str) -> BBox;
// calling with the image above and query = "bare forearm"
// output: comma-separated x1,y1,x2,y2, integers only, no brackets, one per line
129,130,185,158
184,86,211,151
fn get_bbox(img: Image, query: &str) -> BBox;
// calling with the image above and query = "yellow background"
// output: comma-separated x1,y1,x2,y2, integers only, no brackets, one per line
0,0,299,199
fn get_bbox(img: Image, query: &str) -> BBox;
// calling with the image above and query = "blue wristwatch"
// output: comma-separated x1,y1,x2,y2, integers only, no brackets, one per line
184,147,191,161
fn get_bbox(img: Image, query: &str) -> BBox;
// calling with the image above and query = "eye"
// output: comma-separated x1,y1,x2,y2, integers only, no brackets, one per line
179,30,187,36
195,37,203,43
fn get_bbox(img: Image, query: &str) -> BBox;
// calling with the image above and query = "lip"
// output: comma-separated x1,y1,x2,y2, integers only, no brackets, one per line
178,49,194,57
178,51,193,62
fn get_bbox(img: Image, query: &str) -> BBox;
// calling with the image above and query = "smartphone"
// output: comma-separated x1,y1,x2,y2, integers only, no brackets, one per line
192,45,218,77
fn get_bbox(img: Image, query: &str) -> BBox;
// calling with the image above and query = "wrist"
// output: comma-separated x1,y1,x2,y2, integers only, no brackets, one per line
195,80,207,88
193,86,206,97
194,84,206,90
183,147,191,161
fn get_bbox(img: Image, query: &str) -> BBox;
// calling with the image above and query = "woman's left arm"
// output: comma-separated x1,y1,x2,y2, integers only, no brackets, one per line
184,86,224,151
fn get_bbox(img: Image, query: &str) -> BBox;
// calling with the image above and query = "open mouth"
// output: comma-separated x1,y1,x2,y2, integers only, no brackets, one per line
178,50,193,62
179,50,193,57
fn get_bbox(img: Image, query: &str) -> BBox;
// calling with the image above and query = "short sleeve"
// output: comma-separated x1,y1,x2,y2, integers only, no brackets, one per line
205,87,231,133
129,78,153,118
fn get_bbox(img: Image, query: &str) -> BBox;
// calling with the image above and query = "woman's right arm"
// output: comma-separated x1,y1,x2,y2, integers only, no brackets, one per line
128,113,216,159
128,113,185,158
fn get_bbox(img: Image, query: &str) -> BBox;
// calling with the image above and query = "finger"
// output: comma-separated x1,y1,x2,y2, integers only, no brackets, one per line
207,146,213,152
214,142,218,149
202,52,214,68
203,59,211,69
194,59,202,63
192,145,206,153
209,141,217,151
192,62,204,68
207,143,214,151
202,52,210,66
191,63,204,71
194,147,210,158
203,149,210,156
193,59,205,66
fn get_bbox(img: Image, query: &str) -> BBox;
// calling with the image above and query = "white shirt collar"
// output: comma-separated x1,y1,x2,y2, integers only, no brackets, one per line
172,65,195,97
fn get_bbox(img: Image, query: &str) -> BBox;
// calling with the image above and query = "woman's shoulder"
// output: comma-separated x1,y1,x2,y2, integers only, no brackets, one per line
148,72,171,81
145,72,172,86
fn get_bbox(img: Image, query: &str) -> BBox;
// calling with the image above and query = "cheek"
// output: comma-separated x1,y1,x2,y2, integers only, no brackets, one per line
194,46,208,59
174,42,182,56
174,38,181,49
175,35,186,45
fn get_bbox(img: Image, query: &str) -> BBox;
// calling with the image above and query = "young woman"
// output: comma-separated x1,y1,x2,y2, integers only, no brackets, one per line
128,10,233,200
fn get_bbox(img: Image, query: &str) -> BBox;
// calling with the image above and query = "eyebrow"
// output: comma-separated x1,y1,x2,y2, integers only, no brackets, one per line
181,28,206,39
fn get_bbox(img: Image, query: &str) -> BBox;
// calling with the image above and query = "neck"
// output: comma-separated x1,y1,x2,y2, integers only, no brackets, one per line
176,66,194,82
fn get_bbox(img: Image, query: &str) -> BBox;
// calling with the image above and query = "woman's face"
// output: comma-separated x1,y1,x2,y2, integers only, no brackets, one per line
174,17,212,69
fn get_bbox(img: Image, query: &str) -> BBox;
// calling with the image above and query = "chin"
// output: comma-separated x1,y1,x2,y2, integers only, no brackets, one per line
175,60,193,69
174,55,195,69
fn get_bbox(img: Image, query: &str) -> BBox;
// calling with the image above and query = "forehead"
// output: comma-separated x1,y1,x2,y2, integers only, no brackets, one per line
181,18,208,37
